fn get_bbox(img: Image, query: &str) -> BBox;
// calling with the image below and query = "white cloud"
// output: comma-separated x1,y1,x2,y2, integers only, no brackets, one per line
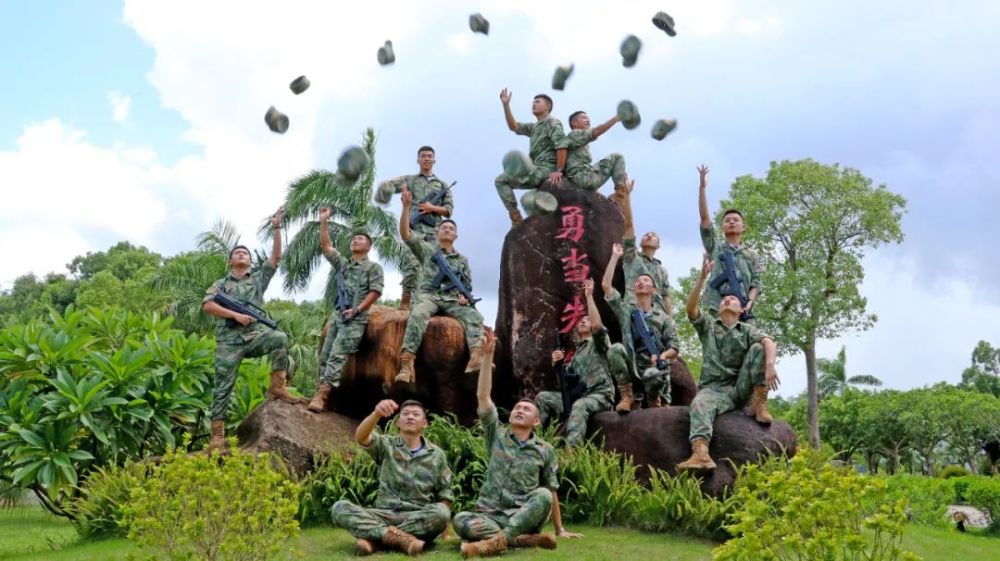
107,90,132,122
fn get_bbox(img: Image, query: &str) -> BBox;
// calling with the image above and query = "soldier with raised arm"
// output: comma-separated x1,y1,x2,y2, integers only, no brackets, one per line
614,176,672,315
564,110,627,192
307,207,384,413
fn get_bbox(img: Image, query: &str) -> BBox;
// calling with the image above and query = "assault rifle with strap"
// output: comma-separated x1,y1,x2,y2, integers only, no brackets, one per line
334,267,354,321
212,291,278,330
429,250,480,307
630,309,667,370
409,181,456,229
555,329,585,418
709,248,754,321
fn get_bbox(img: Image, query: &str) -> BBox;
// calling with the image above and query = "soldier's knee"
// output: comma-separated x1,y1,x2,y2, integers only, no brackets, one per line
428,502,451,524
528,487,553,509
331,500,355,520
495,174,509,189
272,330,289,347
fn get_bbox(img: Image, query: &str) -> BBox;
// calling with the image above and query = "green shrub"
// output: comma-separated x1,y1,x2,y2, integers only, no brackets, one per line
878,474,952,526
937,465,971,479
126,441,300,561
950,475,983,503
714,450,921,561
966,477,1000,533
297,450,378,527
557,442,643,526
70,461,150,538
630,467,732,539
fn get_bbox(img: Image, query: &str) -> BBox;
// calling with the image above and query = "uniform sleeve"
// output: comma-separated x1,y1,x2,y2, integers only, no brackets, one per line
700,224,717,256
324,247,347,272
255,260,278,296
361,432,388,463
368,263,384,295
661,315,679,351
203,278,224,304
441,181,455,216
435,453,455,503
747,249,763,291
591,326,611,354
542,446,560,491
691,312,709,339
658,267,670,303
405,236,430,263
374,175,409,204
566,129,594,149
622,237,637,271
460,256,474,294
747,324,770,345
515,122,534,136
480,405,500,453
548,119,569,150
604,287,630,333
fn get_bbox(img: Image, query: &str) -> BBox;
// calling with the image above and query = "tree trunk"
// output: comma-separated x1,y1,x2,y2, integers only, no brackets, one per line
804,339,821,448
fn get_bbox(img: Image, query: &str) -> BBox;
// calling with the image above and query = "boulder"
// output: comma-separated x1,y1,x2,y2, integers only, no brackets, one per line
237,399,359,475
590,407,797,497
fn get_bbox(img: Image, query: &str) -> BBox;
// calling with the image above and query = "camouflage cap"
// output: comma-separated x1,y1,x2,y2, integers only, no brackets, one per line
264,106,289,134
652,11,677,37
373,181,394,205
520,190,558,217
469,13,490,35
651,119,677,140
617,100,641,130
289,75,310,95
377,40,395,65
620,35,642,68
551,64,574,91
502,150,534,180
337,146,370,183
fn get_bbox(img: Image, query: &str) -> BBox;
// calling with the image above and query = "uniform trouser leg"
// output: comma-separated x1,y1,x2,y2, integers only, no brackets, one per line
319,317,367,387
494,169,548,213
401,250,422,295
565,394,613,446
608,342,632,386
687,345,761,442
453,511,506,541
331,501,449,542
501,488,553,540
438,300,485,350
318,319,337,377
401,298,442,354
211,330,289,421
734,343,765,404
569,153,626,190
534,390,564,427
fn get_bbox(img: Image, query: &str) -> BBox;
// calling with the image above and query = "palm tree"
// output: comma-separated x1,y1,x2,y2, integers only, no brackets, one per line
818,345,883,398
260,128,409,305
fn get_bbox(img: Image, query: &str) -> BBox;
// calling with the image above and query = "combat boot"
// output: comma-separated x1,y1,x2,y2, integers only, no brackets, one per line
395,351,416,384
461,532,507,558
511,533,557,549
677,437,717,471
307,383,333,413
615,384,634,413
746,385,773,425
400,291,413,311
465,345,485,373
650,395,664,408
266,370,297,402
508,208,523,225
355,538,376,556
206,420,226,452
382,526,424,556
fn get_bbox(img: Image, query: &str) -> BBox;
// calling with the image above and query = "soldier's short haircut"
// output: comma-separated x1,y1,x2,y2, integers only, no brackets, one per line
636,273,657,288
417,145,435,155
568,111,586,129
722,208,745,221
352,231,373,245
514,398,541,414
399,399,427,415
229,244,251,259
534,94,554,111
439,218,457,229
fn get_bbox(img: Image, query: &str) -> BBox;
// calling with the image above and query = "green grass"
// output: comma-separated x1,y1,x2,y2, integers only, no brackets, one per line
1,508,997,560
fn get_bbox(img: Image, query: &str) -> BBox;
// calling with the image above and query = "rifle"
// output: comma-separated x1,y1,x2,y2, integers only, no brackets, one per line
709,248,754,321
630,309,667,370
212,291,278,329
554,330,584,418
409,181,456,229
334,267,354,321
429,250,480,307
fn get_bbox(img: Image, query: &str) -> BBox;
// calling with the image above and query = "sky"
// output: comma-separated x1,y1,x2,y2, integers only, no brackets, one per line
1,0,998,397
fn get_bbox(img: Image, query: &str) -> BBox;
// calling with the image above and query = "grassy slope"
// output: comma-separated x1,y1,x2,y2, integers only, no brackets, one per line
1,509,996,560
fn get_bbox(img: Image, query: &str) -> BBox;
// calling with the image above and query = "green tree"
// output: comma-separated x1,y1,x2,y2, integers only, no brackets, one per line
722,159,906,447
960,340,1000,397
0,273,79,324
817,345,882,398
67,241,162,281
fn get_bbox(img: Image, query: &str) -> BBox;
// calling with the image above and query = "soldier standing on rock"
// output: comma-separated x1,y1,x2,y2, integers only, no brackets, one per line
564,110,627,194
612,176,672,315
603,243,679,411
395,187,485,385
495,88,568,225
535,279,623,447
200,208,296,450
453,328,583,558
308,207,384,413
677,255,779,471
331,399,453,556
373,146,454,311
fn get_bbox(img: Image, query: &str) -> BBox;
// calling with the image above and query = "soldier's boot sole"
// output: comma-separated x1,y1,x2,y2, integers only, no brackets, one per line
306,383,333,413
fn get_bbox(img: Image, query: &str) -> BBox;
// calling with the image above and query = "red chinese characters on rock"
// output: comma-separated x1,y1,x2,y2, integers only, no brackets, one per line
555,206,586,243
554,205,589,334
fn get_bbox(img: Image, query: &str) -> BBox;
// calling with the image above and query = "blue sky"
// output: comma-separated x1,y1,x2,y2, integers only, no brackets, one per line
1,0,998,397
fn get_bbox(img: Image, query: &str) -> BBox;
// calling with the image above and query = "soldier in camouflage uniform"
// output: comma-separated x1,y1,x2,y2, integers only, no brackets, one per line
395,187,484,384
698,165,762,318
495,88,569,225
535,279,621,447
454,328,583,558
603,243,679,411
201,208,295,450
564,110,627,192
677,255,780,471
613,175,672,314
373,146,454,310
307,207,384,413
331,399,453,556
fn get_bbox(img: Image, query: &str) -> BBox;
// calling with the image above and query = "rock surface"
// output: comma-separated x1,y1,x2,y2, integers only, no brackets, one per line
590,407,797,496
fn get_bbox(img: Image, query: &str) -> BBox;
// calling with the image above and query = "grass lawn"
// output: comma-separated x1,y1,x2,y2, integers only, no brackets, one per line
1,507,997,560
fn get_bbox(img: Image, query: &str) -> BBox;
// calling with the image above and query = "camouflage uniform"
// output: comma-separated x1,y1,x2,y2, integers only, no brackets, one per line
495,117,568,213
400,238,483,354
565,128,627,190
203,262,289,421
606,288,678,404
453,406,558,541
318,250,383,388
688,312,767,442
331,433,453,542
700,223,762,315
375,174,454,295
535,327,616,446
623,236,671,314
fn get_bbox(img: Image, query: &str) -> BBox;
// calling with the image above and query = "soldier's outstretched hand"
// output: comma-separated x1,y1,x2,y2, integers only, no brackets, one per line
401,185,412,207
374,399,399,419
482,326,496,356
271,207,284,229
558,528,584,539
499,88,511,105
582,278,594,296
551,349,565,364
611,242,624,258
318,207,331,221
700,254,714,278
698,165,709,188
622,173,635,194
